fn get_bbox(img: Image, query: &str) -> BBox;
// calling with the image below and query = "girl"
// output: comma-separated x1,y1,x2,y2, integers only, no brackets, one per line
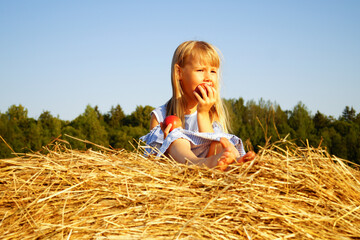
140,40,255,170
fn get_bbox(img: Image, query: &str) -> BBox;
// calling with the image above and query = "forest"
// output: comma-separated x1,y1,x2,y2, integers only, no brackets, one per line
0,98,359,165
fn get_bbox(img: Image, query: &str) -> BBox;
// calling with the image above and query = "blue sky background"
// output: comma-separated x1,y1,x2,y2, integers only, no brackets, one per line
1,0,359,120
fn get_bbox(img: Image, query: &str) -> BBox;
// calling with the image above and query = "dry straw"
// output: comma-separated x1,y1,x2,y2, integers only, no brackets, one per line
1,136,360,239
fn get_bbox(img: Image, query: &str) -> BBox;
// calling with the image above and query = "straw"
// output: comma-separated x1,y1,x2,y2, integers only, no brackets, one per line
0,137,359,239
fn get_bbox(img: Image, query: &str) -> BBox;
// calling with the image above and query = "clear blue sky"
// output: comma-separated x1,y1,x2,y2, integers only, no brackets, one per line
1,0,359,120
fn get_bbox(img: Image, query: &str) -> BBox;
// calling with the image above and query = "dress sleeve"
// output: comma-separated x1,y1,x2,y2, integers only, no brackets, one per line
151,104,167,123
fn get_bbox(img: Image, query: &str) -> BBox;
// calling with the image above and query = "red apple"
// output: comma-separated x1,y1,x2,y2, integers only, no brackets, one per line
195,83,210,98
163,115,182,132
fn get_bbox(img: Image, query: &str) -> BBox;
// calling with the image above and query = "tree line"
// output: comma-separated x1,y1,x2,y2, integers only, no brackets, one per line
0,98,359,165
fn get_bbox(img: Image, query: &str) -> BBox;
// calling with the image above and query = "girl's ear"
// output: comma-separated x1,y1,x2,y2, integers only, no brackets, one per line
175,64,182,80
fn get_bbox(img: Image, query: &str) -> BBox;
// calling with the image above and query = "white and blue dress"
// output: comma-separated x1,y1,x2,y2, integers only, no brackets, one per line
140,104,246,158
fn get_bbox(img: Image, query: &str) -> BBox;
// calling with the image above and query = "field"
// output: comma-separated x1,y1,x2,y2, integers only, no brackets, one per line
1,137,360,239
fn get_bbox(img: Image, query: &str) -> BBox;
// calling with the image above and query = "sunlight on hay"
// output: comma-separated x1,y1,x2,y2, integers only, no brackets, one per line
0,137,360,239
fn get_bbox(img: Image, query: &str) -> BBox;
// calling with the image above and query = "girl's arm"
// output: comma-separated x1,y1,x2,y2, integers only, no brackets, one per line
150,114,159,130
197,111,213,133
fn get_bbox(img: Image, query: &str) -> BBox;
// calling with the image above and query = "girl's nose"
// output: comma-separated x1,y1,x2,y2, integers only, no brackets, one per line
204,70,211,80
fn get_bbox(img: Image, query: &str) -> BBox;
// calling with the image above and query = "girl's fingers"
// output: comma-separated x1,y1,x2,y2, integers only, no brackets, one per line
194,86,216,110
194,84,215,100
217,159,228,171
243,151,256,162
193,90,203,102
160,122,164,131
204,84,216,99
160,122,172,139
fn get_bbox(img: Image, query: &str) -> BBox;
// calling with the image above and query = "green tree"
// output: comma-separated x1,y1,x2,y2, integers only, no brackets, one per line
344,126,358,163
333,120,352,137
62,125,86,149
4,105,28,153
6,104,28,122
109,126,148,150
331,119,358,161
70,105,109,148
224,98,246,137
121,125,149,150
273,105,292,139
330,129,347,158
25,118,42,151
104,104,126,129
115,105,154,150
0,112,12,158
0,105,43,154
123,105,154,129
108,129,129,149
243,99,279,149
225,98,291,151
288,102,316,145
38,111,62,146
355,113,360,126
313,111,331,131
341,106,356,122
2,102,360,165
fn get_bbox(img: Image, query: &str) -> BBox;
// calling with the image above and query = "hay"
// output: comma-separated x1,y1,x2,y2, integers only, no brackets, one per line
0,138,360,240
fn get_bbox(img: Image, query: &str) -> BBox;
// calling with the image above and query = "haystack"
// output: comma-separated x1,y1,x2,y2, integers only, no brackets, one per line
0,137,360,239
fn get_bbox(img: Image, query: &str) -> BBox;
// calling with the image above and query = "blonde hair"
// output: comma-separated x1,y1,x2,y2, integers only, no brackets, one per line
166,40,230,133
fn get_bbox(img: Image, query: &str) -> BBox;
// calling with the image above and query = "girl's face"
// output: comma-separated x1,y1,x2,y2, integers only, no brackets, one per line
178,56,218,103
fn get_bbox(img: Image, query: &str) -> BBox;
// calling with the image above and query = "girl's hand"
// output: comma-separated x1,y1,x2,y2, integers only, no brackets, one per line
194,84,216,133
160,122,172,139
194,84,216,114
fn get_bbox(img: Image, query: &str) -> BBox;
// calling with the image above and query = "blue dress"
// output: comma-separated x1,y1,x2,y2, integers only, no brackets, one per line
140,104,246,158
